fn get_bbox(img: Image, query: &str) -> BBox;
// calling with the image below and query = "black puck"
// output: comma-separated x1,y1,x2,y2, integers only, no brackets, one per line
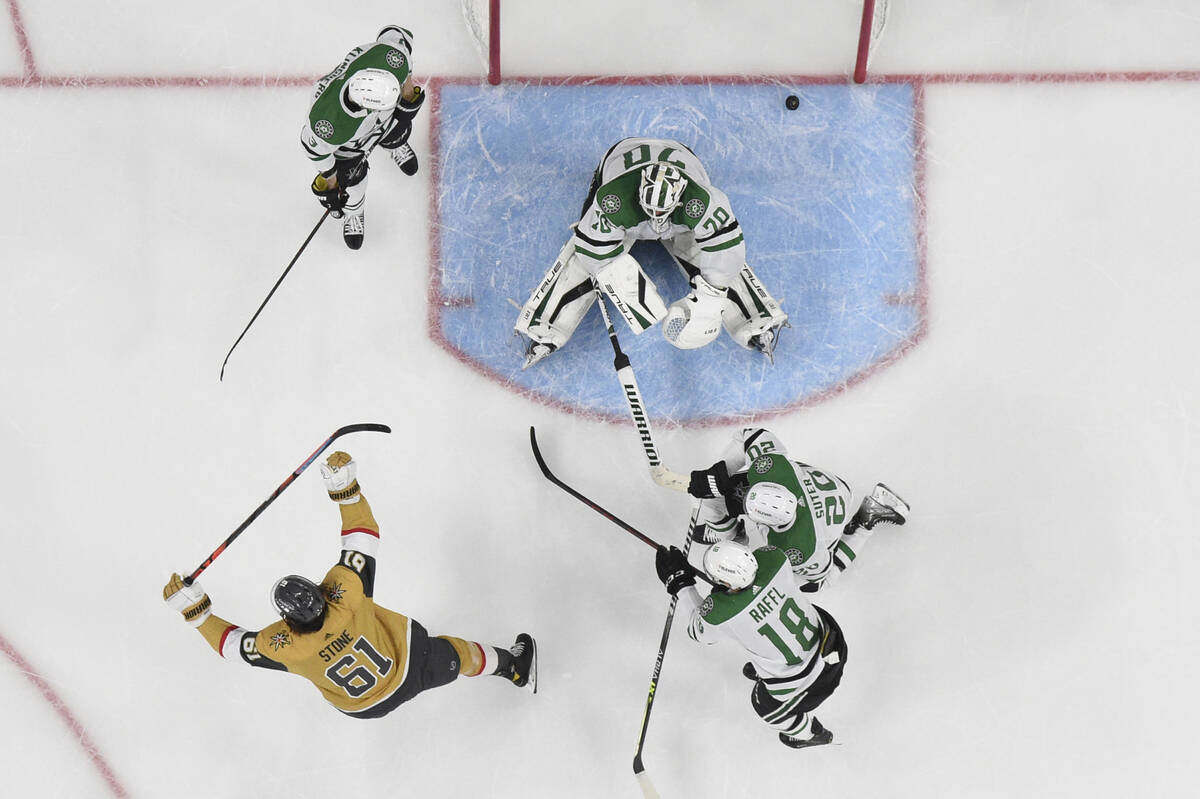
785,95,799,110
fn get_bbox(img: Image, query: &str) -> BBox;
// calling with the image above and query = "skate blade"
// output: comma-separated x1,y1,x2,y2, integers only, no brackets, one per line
872,483,910,518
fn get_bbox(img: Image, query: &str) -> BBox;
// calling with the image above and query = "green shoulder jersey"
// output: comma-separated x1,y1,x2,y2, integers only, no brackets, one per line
686,546,830,679
745,452,862,587
570,137,745,270
300,27,414,175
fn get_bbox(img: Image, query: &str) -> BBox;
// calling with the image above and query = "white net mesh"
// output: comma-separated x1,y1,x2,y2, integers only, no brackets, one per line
460,0,491,78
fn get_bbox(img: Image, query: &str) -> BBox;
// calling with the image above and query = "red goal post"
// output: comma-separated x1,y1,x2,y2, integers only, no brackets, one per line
854,0,890,83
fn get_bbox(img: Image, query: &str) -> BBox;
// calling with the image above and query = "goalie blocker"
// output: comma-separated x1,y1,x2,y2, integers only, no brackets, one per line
515,246,787,368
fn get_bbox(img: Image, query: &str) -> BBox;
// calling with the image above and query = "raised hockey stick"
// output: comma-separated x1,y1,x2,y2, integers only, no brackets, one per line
529,426,715,586
591,284,689,493
633,505,700,799
185,423,391,584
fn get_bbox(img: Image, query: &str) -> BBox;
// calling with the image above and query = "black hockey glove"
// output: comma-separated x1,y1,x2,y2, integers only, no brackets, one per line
380,86,425,149
655,546,698,597
311,175,349,217
688,460,731,499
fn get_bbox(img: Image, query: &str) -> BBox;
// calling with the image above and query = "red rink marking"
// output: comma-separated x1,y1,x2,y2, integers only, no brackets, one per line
0,631,129,798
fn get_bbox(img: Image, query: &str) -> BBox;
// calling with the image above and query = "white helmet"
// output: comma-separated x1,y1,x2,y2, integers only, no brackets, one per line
744,482,797,530
638,164,687,232
702,541,758,591
346,68,401,111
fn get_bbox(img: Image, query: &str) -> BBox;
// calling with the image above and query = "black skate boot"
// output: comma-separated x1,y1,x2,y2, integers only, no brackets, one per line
390,143,419,176
845,483,909,535
342,210,365,250
780,717,833,749
506,633,537,693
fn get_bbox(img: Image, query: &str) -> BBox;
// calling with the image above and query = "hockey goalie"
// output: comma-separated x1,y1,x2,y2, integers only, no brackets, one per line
515,137,790,368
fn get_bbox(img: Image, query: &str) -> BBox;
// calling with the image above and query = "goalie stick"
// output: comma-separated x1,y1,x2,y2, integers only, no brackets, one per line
591,283,689,493
529,426,714,585
185,423,391,584
633,504,700,799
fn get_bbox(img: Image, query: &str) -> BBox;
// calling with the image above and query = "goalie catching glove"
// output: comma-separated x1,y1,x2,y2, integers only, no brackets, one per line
320,451,361,504
163,573,212,627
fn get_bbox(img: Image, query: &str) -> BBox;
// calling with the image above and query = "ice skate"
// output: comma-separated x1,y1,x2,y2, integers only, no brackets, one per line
390,142,419,176
780,717,833,749
342,211,366,250
847,483,909,534
506,633,538,693
521,338,557,370
747,319,790,363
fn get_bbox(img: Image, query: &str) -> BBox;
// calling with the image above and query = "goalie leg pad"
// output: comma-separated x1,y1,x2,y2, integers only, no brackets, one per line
663,274,727,349
724,262,788,349
594,253,668,334
515,241,596,349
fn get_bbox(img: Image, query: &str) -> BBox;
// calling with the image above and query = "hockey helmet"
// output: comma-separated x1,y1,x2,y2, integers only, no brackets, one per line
272,575,327,632
744,482,797,530
346,68,401,112
702,541,758,591
638,163,688,230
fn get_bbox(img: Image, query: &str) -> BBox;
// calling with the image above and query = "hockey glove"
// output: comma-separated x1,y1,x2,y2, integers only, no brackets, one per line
320,451,360,504
163,573,212,627
688,460,731,499
311,174,349,217
380,86,425,149
655,546,698,597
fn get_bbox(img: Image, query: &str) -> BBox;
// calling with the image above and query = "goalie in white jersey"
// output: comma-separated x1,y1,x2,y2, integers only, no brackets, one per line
301,26,426,250
656,541,846,748
515,137,789,368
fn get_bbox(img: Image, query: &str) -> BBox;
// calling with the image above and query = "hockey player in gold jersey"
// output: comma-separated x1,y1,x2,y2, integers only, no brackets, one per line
164,451,536,718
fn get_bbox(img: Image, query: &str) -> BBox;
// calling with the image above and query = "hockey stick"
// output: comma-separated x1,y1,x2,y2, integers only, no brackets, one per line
529,426,715,587
633,505,700,799
185,423,391,584
590,284,689,493
219,134,390,381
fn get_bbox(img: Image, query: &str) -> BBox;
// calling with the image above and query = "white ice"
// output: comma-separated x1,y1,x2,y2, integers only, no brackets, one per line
2,1,1199,797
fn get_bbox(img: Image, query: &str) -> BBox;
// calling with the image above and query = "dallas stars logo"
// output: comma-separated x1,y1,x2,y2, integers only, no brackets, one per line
684,198,706,218
385,49,406,70
314,120,335,140
786,548,806,566
600,194,621,214
324,582,346,603
753,456,772,474
269,631,292,650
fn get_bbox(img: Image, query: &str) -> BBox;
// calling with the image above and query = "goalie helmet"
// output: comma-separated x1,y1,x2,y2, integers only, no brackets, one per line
272,575,327,632
702,541,758,591
346,68,401,112
638,164,688,232
744,482,797,530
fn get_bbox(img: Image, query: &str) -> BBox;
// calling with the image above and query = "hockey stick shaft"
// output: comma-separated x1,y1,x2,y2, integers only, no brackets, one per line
591,286,689,493
529,426,715,586
185,423,391,584
633,506,699,793
219,208,331,381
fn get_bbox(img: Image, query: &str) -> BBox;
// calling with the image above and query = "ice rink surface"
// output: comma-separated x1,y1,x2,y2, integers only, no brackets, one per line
2,2,1199,797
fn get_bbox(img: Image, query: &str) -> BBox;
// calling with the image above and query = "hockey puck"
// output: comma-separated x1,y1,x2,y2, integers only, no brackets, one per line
785,95,799,110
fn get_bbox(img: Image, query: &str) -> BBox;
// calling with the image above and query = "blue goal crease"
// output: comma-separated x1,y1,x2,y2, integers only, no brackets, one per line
433,81,921,424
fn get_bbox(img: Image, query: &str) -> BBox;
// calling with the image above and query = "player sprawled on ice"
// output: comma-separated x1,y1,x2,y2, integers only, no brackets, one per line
515,137,790,368
302,26,426,250
686,427,909,592
655,541,844,748
163,451,536,718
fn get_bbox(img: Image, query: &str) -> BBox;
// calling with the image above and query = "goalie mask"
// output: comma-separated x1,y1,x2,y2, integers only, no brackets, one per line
272,575,328,632
702,541,758,591
744,482,798,530
638,164,688,233
345,68,401,112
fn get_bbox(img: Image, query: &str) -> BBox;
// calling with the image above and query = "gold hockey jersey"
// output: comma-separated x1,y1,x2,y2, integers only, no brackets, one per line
195,494,416,715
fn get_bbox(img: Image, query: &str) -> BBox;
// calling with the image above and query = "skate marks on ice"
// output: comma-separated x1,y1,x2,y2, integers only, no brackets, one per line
429,79,923,425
